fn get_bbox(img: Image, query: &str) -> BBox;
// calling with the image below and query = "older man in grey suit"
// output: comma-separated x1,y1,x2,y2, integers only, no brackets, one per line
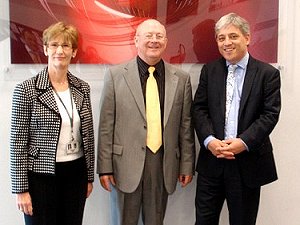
97,19,195,225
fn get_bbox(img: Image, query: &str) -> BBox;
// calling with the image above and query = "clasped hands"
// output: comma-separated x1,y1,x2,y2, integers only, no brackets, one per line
207,138,246,160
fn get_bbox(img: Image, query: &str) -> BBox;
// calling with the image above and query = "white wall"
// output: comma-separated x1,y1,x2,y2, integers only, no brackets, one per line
1,0,299,225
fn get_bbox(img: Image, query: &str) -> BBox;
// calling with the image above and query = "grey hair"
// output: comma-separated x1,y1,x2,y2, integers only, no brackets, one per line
215,13,250,36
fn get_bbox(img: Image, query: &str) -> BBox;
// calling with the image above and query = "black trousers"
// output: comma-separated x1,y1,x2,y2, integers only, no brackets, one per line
195,160,261,225
24,157,88,225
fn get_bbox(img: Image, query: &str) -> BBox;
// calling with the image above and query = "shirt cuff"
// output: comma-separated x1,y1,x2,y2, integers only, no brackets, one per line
239,138,249,151
204,135,216,149
98,173,113,177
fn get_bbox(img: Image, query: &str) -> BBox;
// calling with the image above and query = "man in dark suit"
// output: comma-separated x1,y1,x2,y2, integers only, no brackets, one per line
97,19,195,225
193,13,281,225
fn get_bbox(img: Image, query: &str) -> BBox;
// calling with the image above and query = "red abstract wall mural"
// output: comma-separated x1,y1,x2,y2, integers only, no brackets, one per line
9,0,279,64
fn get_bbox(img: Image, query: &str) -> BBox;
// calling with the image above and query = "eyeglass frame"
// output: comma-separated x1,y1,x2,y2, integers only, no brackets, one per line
46,42,73,51
137,32,166,41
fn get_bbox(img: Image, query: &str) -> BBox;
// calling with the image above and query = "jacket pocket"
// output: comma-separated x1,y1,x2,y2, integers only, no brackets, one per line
175,147,180,158
28,145,39,171
28,145,39,158
113,144,123,156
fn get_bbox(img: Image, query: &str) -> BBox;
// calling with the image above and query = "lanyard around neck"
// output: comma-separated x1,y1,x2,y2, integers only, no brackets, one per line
53,88,75,139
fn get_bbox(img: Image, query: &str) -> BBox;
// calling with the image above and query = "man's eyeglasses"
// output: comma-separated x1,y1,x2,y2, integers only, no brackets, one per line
139,33,166,41
47,43,72,50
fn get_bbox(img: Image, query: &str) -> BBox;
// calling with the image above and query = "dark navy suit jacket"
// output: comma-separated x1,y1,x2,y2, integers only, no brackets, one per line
193,55,281,188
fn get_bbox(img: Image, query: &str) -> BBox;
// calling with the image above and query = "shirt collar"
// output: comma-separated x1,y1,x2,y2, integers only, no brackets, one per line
226,52,249,70
137,56,164,77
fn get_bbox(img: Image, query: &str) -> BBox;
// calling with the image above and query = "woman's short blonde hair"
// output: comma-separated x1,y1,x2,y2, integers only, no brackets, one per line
43,21,79,49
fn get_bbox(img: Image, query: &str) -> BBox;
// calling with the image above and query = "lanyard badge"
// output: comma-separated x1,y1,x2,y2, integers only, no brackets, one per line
53,87,80,154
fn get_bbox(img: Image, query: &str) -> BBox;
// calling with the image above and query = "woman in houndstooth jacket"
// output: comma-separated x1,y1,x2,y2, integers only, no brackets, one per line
10,22,95,225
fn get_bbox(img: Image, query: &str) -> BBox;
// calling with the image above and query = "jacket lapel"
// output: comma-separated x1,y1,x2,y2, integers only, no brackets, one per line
216,60,228,122
164,63,178,127
68,73,84,112
35,68,84,114
36,68,59,114
123,59,146,121
239,56,257,119
122,60,180,124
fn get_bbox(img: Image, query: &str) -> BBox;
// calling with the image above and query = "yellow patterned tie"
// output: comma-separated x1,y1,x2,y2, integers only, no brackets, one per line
146,66,162,153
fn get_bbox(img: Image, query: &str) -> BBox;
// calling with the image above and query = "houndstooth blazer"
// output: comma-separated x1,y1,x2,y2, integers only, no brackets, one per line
10,67,95,194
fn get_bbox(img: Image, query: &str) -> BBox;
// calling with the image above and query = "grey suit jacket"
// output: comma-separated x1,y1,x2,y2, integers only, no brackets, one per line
97,58,195,194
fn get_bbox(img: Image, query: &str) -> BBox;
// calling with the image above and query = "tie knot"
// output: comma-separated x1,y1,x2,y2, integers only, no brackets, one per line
228,64,238,73
148,66,155,76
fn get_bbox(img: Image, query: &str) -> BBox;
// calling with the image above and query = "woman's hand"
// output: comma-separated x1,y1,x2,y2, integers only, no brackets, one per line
16,192,33,215
86,182,93,198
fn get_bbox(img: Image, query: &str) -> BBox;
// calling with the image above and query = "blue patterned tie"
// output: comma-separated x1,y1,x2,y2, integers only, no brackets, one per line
225,64,238,123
